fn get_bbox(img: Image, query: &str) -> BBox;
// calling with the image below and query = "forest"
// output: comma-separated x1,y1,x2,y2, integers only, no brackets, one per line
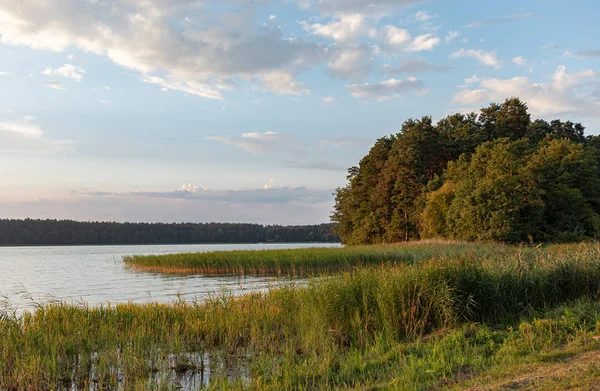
333,97,600,244
0,219,339,246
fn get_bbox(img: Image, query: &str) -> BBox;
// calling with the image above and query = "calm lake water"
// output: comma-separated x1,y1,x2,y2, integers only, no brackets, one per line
0,243,341,314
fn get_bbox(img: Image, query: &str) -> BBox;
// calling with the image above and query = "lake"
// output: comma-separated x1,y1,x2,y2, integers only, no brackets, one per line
0,243,341,315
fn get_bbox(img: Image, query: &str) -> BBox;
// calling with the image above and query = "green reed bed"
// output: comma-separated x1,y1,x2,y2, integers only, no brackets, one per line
3,243,600,389
122,241,513,276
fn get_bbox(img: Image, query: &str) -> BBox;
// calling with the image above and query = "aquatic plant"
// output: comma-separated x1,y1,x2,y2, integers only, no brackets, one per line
3,242,600,389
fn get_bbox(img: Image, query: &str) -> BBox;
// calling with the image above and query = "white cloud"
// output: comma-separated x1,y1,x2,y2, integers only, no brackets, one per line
259,71,310,95
407,33,440,52
464,74,479,85
512,56,526,66
445,30,461,43
66,53,76,60
452,89,489,105
41,64,85,81
0,116,74,154
374,27,440,54
0,71,11,76
414,10,436,23
142,75,225,99
0,1,324,98
180,183,202,193
450,48,501,68
98,99,112,105
269,15,277,21
301,13,366,43
378,25,411,47
348,77,427,101
264,178,274,189
452,65,600,119
42,80,65,90
104,85,111,90
327,45,371,80
0,117,43,137
320,96,337,103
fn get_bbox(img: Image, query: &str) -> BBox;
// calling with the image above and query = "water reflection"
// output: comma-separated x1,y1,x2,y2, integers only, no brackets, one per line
0,243,340,314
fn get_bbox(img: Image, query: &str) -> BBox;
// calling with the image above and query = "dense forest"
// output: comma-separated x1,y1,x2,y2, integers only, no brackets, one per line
0,219,339,246
333,97,600,244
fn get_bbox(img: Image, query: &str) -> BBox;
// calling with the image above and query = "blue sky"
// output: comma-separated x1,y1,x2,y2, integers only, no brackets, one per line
0,0,599,224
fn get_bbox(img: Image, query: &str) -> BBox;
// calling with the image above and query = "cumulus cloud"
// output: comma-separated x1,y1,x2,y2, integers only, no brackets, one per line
452,65,600,119
450,48,501,68
466,13,536,28
327,45,371,80
0,116,74,154
41,64,85,81
413,10,439,32
301,10,441,55
264,178,274,189
374,27,440,53
378,25,411,48
384,58,452,74
452,89,489,105
179,183,203,193
407,33,440,51
348,77,427,101
301,13,367,43
259,71,311,95
512,56,526,66
445,30,461,43
414,10,436,23
0,1,324,98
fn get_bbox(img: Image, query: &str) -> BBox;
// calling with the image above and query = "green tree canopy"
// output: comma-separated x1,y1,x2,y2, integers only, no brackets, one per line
332,98,600,244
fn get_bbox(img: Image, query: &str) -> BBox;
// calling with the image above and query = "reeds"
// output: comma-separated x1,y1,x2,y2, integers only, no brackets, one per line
3,242,600,389
123,240,511,275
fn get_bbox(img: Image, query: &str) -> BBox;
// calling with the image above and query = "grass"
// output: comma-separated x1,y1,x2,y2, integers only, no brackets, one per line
3,242,600,389
123,240,518,276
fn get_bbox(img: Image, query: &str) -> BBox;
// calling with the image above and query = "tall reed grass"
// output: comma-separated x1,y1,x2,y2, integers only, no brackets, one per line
3,242,600,389
123,240,513,275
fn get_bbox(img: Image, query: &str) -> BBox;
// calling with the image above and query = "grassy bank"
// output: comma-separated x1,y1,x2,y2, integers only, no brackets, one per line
123,241,516,275
3,243,600,389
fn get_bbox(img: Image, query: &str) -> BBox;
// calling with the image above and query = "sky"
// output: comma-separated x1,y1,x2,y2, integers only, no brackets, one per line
0,0,599,225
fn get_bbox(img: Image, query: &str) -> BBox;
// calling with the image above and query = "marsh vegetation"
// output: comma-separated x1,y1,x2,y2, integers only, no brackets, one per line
4,242,600,389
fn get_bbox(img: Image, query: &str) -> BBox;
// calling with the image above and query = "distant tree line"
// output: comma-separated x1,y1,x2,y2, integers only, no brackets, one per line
0,219,339,246
333,97,600,244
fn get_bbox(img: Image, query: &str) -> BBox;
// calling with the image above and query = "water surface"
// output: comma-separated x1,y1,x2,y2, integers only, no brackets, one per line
0,243,341,314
